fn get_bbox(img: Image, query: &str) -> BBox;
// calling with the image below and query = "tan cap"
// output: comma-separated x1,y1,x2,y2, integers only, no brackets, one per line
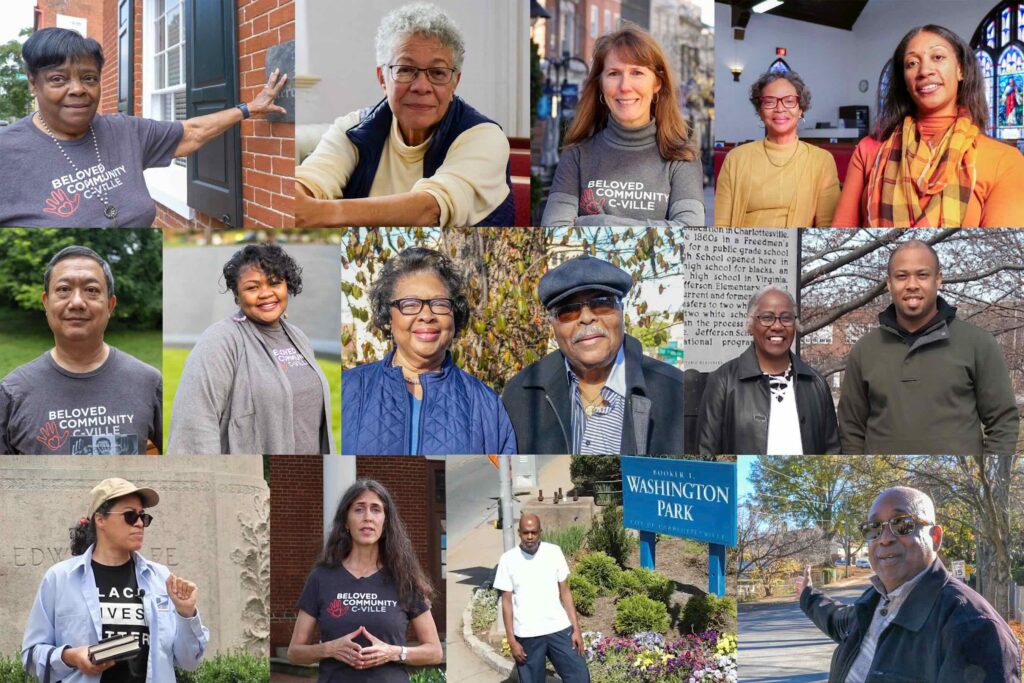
88,478,159,518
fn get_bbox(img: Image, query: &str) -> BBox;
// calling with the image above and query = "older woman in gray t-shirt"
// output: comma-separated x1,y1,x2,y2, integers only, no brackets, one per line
167,244,334,455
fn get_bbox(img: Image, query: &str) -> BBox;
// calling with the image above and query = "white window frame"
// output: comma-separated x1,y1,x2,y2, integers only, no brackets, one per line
604,9,611,34
142,0,192,219
591,6,598,38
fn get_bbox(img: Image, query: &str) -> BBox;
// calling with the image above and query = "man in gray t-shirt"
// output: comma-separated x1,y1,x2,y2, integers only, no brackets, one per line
0,246,161,455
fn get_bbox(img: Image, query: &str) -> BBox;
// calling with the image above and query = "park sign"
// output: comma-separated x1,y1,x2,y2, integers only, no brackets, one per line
621,457,737,596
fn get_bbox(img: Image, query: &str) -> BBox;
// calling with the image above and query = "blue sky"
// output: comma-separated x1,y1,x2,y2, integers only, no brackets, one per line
737,455,755,505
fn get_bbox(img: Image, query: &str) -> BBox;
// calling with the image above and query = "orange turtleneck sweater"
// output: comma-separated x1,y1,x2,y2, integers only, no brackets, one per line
833,114,1024,227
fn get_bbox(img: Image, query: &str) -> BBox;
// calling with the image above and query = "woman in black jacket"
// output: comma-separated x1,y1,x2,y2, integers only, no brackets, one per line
696,285,839,455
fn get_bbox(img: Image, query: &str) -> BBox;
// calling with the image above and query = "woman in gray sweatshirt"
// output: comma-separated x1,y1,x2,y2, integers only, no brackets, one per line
541,24,705,227
167,244,335,455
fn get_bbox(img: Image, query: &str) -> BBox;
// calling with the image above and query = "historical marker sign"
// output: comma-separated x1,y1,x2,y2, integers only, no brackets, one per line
684,228,800,372
265,41,296,123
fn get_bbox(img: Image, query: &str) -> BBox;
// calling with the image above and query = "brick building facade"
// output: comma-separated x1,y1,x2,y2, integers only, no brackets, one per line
35,0,293,229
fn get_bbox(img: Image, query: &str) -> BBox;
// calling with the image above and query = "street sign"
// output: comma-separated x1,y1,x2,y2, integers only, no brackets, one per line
560,83,579,109
621,457,738,596
951,560,966,579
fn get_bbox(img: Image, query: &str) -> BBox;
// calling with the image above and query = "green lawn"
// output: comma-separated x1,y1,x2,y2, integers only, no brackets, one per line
0,307,161,377
162,347,341,453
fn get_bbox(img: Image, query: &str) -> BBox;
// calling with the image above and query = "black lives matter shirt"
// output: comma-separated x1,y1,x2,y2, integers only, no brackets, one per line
0,348,161,455
297,565,428,683
92,559,149,683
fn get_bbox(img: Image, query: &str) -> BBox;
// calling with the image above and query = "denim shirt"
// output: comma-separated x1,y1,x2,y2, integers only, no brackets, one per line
21,545,209,682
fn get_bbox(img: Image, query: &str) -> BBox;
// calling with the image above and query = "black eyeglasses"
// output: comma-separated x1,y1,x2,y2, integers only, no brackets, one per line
386,64,458,85
390,297,454,316
759,95,800,109
755,312,797,327
106,510,153,527
859,514,930,542
549,296,621,323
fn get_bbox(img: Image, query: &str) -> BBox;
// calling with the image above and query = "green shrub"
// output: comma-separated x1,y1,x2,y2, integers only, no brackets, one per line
569,455,621,494
569,573,599,616
586,504,636,567
821,568,835,585
575,551,623,595
616,567,674,605
613,594,670,636
470,588,499,633
410,667,446,683
1012,565,1024,585
681,592,738,633
174,651,269,682
544,525,587,561
0,655,27,683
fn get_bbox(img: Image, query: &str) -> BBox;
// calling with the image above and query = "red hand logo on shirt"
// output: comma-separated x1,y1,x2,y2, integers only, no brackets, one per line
579,188,605,215
42,189,81,218
327,599,349,619
36,421,70,451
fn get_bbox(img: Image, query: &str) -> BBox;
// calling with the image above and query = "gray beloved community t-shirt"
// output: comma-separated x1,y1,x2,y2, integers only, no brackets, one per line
0,113,183,228
0,347,162,454
256,323,325,455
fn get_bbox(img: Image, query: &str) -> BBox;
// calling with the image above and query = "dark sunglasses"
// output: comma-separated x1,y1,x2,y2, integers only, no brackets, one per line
859,514,929,542
549,295,621,323
106,510,154,527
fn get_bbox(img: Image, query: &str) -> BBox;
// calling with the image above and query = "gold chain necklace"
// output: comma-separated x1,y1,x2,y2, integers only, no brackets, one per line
581,392,606,417
762,138,801,168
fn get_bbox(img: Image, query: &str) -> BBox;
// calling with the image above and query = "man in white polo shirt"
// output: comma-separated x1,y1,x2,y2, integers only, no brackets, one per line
494,513,589,683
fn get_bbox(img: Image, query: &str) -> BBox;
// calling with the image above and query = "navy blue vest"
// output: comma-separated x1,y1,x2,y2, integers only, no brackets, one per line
344,96,514,226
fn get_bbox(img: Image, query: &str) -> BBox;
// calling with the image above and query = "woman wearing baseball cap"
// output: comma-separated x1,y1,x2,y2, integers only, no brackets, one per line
21,477,209,682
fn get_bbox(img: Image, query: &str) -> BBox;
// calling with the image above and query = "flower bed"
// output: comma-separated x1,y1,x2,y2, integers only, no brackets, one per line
582,630,737,683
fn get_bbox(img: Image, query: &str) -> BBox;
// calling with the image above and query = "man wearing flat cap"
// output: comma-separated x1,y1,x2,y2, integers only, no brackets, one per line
502,255,684,454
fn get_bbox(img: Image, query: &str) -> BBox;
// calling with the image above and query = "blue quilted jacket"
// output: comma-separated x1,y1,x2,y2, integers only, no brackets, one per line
342,350,517,455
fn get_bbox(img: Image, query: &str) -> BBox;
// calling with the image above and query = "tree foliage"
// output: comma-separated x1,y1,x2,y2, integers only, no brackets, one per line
0,228,162,328
341,227,683,393
0,31,31,122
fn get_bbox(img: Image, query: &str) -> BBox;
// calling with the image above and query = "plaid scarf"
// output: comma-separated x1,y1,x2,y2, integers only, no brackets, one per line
866,113,979,227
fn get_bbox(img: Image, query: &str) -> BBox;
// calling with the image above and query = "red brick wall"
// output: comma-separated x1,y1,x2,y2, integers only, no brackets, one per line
355,458,432,583
269,456,324,653
37,0,105,44
237,0,294,228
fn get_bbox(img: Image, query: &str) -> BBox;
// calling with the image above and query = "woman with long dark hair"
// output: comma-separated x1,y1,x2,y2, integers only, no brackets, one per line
540,24,704,226
834,24,1024,227
22,478,208,682
287,479,442,681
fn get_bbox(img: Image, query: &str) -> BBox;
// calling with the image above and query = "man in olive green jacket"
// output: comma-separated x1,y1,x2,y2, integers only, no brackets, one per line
838,241,1019,455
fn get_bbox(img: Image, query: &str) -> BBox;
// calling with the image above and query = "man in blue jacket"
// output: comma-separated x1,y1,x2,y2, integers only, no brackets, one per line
502,255,683,455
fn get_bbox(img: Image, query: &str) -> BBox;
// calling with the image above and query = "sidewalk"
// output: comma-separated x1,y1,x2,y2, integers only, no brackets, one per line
446,455,577,682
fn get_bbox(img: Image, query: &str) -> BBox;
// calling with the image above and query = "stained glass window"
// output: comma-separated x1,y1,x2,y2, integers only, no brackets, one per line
972,2,1024,142
768,58,791,75
878,60,892,117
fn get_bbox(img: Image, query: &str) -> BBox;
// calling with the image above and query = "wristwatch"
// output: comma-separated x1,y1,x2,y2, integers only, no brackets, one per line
237,103,251,119
399,646,408,662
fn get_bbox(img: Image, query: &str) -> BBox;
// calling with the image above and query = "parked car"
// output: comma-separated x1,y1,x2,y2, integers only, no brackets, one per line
855,558,871,569
835,558,847,566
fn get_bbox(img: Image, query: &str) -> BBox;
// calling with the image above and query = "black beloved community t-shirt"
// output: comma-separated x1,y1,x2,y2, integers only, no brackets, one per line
297,565,428,683
92,558,149,683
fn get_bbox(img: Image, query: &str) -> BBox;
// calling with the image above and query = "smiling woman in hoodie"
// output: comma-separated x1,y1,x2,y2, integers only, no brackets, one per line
167,244,335,454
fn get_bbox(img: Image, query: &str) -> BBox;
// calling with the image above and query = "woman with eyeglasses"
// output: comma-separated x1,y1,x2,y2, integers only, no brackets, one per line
342,246,516,455
294,2,513,228
167,243,335,455
541,24,705,227
696,285,839,455
715,71,840,227
22,478,208,682
833,25,1024,227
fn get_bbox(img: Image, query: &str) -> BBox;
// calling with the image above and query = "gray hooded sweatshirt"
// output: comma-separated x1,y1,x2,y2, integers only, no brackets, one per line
167,313,335,454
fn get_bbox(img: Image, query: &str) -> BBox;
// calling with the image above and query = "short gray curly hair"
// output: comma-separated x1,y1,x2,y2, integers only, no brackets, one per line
749,71,812,114
375,2,466,72
746,284,803,333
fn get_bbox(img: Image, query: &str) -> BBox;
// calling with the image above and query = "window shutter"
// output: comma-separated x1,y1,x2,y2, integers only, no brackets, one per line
116,0,133,114
184,0,243,227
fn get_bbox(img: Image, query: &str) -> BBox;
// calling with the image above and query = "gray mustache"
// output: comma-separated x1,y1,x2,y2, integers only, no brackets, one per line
572,326,609,343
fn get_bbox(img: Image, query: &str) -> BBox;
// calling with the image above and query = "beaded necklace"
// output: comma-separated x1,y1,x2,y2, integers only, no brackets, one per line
36,112,118,226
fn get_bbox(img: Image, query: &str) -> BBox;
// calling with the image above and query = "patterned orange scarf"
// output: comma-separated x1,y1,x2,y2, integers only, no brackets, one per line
866,112,979,227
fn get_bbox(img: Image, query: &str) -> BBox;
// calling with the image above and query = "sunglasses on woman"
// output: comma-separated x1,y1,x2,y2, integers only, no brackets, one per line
106,510,154,527
858,514,930,542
